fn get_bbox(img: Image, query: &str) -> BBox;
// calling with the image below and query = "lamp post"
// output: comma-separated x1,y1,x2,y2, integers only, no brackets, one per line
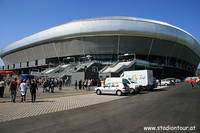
81,55,92,62
65,57,75,63
133,53,136,60
86,55,92,61
117,35,120,61
48,62,53,68
119,53,136,61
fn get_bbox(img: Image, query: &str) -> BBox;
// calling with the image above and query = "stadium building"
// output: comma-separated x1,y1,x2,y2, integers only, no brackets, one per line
0,16,200,79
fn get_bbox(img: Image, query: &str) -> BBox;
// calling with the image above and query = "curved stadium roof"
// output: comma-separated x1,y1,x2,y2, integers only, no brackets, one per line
1,16,200,58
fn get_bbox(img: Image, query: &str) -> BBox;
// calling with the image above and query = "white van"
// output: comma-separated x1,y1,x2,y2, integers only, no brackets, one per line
105,77,140,94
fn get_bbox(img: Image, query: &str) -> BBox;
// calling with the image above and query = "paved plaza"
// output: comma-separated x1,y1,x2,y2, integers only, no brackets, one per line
1,83,200,133
0,93,126,123
0,85,94,103
0,85,167,123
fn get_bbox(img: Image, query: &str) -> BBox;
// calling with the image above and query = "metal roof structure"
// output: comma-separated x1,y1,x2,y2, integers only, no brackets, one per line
1,16,200,58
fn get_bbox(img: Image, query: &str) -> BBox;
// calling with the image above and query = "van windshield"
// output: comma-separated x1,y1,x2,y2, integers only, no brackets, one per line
122,79,130,84
123,83,129,87
131,81,137,84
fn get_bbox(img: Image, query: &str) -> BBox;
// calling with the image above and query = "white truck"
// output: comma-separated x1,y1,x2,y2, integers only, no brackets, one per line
121,70,154,90
105,77,140,94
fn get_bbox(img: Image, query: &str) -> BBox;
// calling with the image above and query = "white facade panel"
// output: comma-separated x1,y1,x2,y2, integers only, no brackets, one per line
38,59,46,66
21,62,27,68
15,63,20,69
29,61,35,67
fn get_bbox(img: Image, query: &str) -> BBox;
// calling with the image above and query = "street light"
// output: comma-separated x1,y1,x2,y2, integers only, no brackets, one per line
65,57,75,63
124,53,129,56
86,55,92,61
119,53,136,61
133,53,136,60
48,62,54,68
81,55,92,62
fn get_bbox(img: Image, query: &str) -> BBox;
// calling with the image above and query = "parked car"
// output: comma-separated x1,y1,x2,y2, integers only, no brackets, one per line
185,77,199,83
95,82,130,96
160,79,172,86
105,77,140,94
165,78,176,85
175,79,181,83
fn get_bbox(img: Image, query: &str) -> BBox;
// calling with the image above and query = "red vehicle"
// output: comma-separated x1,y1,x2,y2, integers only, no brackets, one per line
185,77,199,83
0,70,15,75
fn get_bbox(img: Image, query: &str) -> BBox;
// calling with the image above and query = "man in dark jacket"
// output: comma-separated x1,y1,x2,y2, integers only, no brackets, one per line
9,78,18,103
49,79,55,93
0,79,6,97
43,79,49,93
30,79,38,102
79,80,82,90
58,79,63,90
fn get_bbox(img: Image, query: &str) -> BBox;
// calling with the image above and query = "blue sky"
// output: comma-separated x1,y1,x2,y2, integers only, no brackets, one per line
0,0,200,66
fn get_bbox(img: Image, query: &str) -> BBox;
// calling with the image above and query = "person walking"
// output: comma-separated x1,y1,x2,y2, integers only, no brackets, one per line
189,77,195,88
0,79,6,98
9,78,18,103
43,79,48,92
82,80,85,90
25,79,30,99
50,79,55,93
46,79,50,92
78,80,82,90
196,77,200,88
30,79,38,102
58,79,63,90
19,80,28,102
74,80,78,89
100,79,105,87
84,79,88,90
87,79,91,91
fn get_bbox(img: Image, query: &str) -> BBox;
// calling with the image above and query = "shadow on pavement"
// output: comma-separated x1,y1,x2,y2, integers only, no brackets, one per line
27,100,55,103
138,91,149,95
96,94,128,96
152,88,167,92
0,99,55,104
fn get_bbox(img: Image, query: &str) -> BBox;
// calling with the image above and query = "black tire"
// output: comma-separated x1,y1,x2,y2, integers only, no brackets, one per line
130,88,136,95
165,83,168,86
135,88,140,94
116,90,122,96
96,90,101,95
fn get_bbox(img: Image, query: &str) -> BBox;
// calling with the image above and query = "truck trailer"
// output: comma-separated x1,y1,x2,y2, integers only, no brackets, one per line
121,70,155,90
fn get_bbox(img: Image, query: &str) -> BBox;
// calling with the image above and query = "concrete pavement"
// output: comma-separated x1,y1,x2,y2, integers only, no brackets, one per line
0,86,93,103
0,85,166,123
1,83,200,133
0,92,126,123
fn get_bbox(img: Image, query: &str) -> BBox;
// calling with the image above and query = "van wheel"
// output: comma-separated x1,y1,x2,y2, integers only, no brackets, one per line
116,90,122,96
165,83,168,86
130,89,135,95
96,90,101,95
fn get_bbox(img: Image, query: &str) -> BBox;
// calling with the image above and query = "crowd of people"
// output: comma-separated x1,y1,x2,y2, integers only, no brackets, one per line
0,77,100,103
74,79,101,90
8,78,38,103
41,78,64,93
1,75,199,104
0,77,69,103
